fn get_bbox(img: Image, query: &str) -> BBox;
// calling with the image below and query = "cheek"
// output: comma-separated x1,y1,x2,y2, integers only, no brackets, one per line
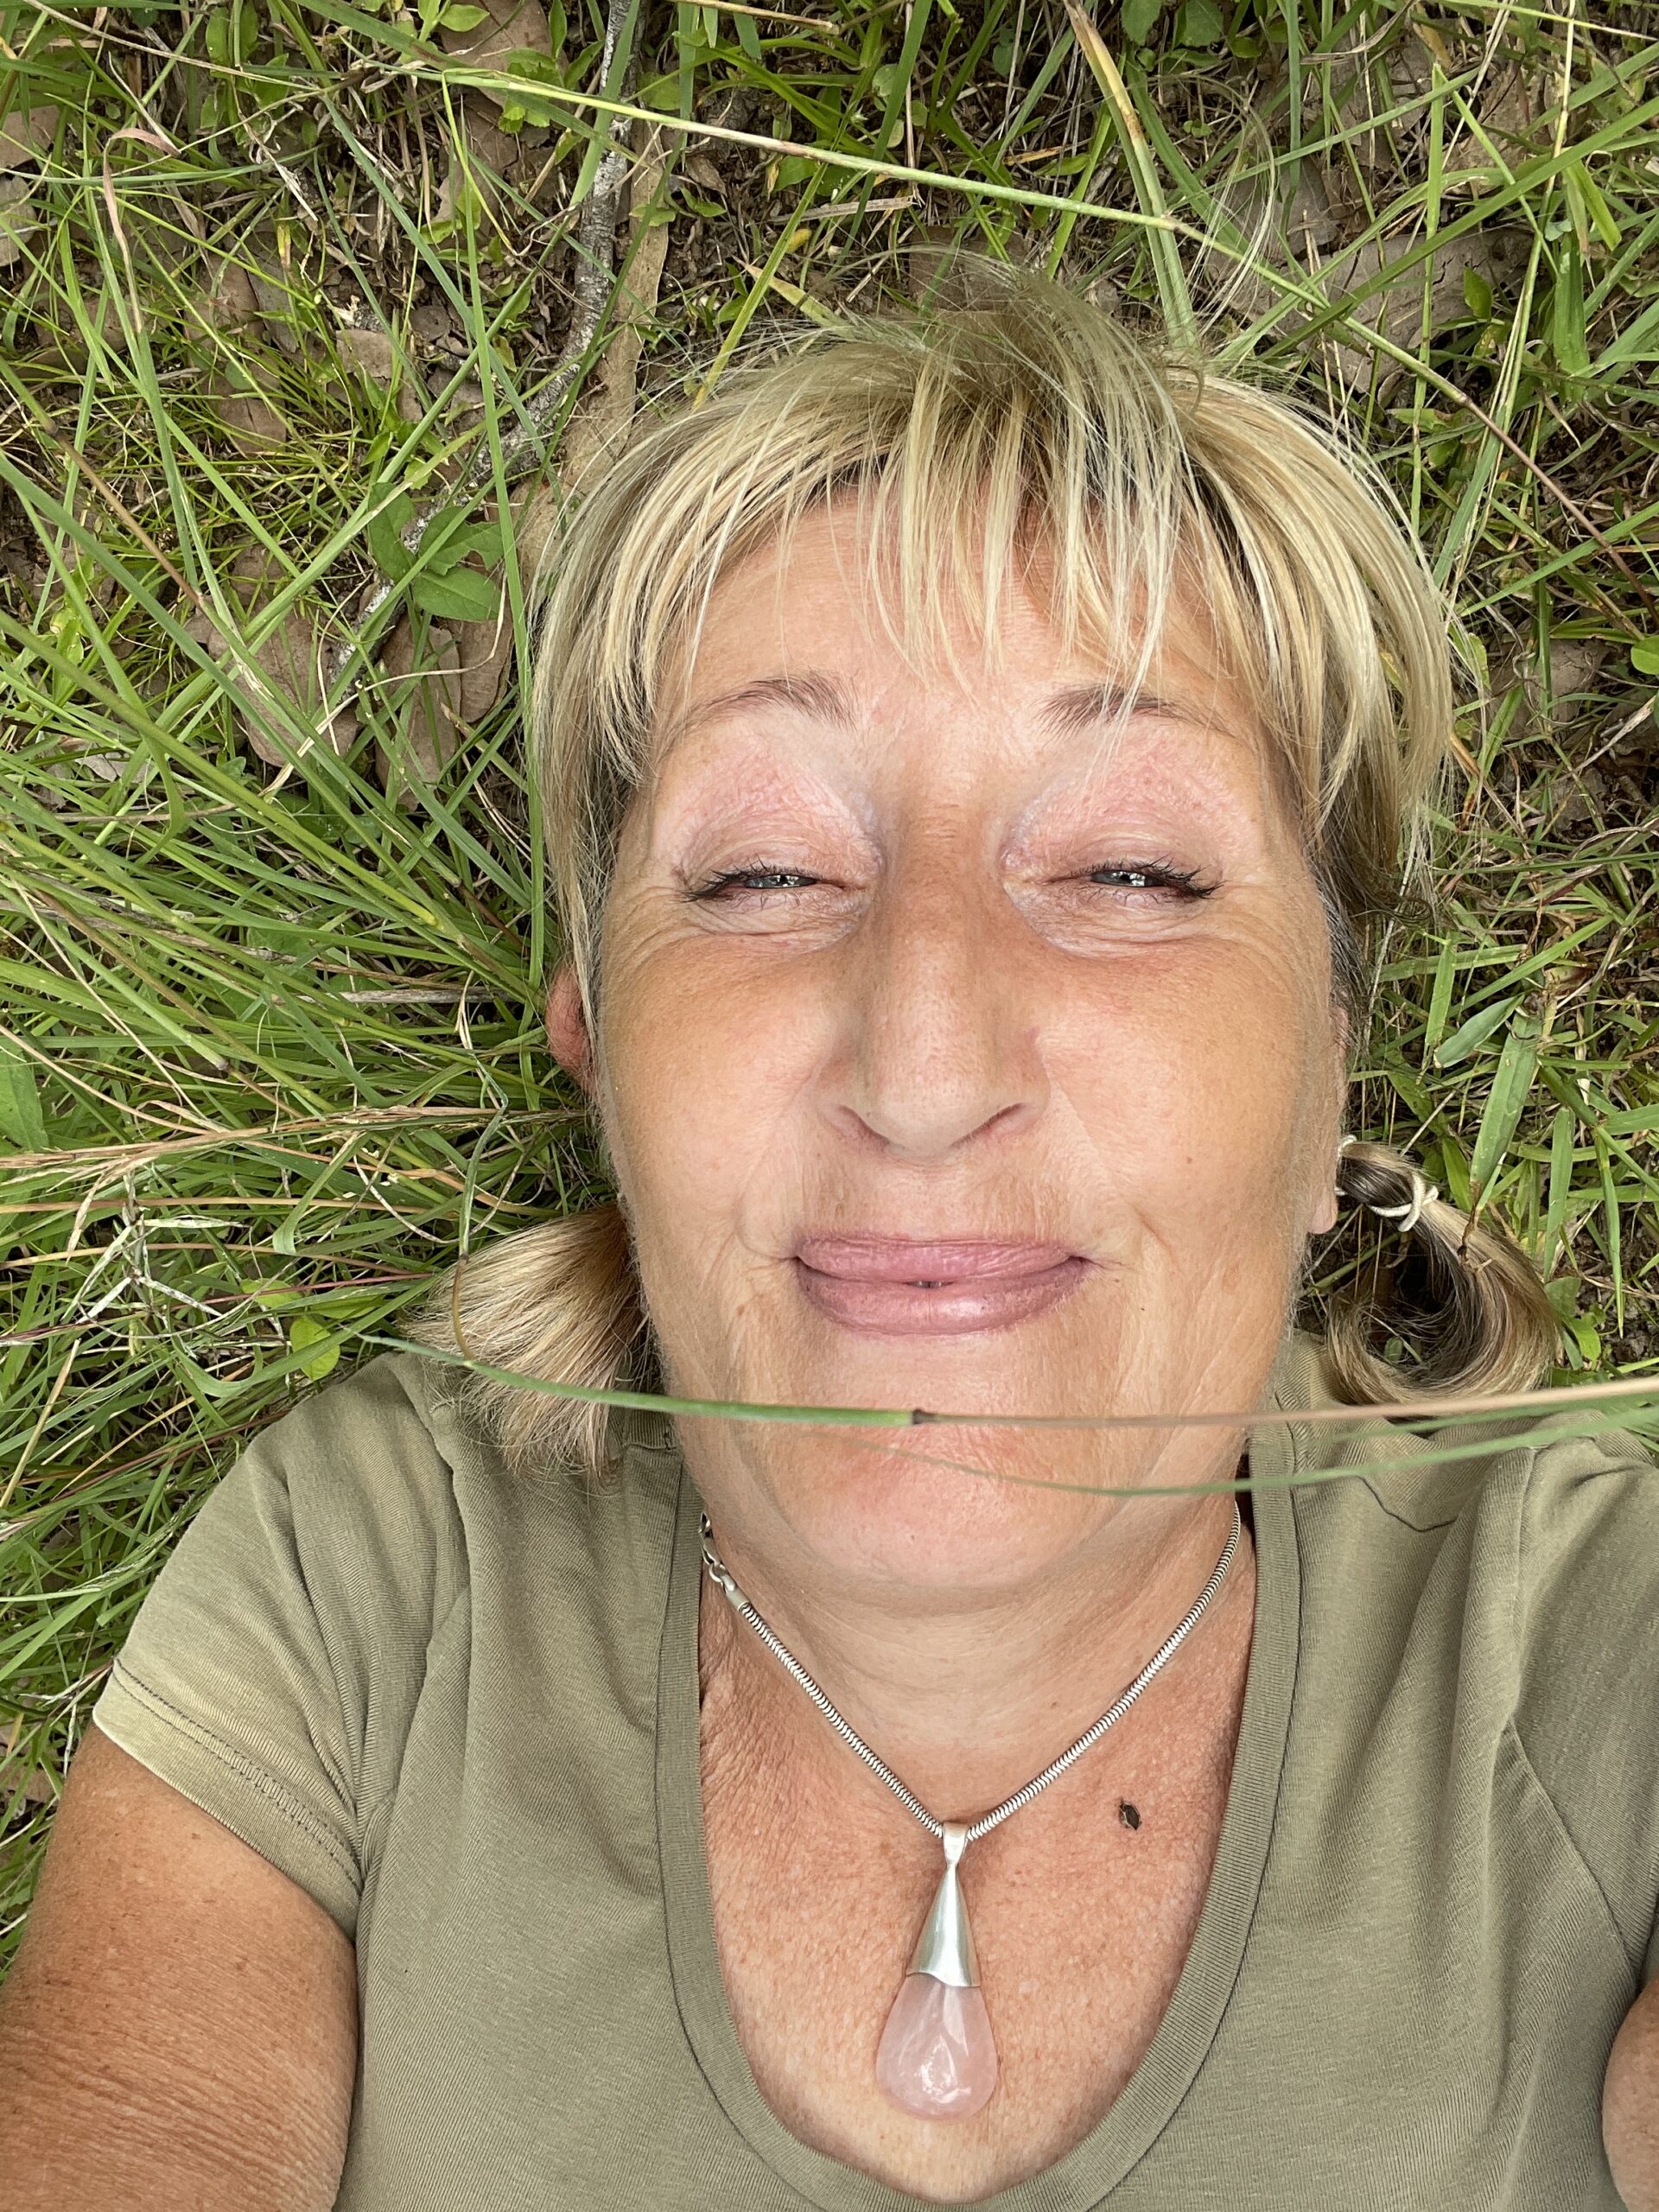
600,939,818,1225
1054,925,1332,1221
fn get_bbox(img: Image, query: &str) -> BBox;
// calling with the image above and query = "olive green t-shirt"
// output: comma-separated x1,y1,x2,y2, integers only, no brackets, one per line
89,1329,1659,2211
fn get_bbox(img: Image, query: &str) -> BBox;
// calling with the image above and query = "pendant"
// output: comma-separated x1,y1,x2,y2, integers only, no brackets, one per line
875,1821,998,2120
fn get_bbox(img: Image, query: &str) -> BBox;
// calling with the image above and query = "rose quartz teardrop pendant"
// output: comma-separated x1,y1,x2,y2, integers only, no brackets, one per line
875,1821,998,2120
876,1974,998,2120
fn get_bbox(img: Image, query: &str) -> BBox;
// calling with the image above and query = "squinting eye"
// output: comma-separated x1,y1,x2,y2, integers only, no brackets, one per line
691,868,819,899
690,862,1216,903
1087,864,1214,898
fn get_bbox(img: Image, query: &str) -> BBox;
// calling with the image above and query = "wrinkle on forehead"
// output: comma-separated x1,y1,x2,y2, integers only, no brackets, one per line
650,502,1256,725
639,497,1171,747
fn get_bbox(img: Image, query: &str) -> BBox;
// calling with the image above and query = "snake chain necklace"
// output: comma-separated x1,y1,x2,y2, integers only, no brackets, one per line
697,1497,1243,2123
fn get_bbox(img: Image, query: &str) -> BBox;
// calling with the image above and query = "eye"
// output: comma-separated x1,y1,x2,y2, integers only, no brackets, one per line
1084,862,1216,900
690,868,821,900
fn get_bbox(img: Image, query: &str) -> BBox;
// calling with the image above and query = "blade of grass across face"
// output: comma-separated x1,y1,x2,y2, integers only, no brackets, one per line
363,1331,1659,1446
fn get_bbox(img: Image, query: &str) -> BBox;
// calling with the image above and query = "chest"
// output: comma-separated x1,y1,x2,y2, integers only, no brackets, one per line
341,1471,1645,2212
699,1701,1241,2202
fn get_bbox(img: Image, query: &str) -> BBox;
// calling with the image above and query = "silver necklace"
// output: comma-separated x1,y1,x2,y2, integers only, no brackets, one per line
697,1495,1243,2124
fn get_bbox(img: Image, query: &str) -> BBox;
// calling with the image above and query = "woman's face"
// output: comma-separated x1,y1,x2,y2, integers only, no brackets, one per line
548,503,1348,1587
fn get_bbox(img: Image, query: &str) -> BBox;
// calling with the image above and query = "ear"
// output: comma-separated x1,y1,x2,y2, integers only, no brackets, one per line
1306,1010,1351,1239
1308,1163,1341,1240
544,965,593,1090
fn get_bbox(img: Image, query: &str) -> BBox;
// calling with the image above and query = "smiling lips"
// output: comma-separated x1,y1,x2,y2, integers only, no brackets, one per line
792,1237,1092,1336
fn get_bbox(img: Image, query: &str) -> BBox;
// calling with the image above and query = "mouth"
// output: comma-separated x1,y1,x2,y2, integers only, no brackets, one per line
791,1236,1093,1338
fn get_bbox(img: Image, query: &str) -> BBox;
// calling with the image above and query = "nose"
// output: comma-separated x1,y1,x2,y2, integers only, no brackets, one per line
826,849,1045,1162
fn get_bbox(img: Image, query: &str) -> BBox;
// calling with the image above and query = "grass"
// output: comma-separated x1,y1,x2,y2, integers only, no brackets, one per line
1,0,1656,1970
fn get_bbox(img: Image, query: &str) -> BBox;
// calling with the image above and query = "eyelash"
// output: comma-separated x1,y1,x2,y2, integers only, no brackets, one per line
691,862,1217,902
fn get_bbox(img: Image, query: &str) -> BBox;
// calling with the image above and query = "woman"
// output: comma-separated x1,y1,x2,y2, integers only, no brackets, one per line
3,272,1656,2211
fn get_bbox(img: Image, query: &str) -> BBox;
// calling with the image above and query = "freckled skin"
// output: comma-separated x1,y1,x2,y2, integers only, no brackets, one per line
545,504,1345,2198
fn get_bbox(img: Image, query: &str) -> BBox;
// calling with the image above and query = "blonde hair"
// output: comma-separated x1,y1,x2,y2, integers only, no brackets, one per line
407,267,1561,1479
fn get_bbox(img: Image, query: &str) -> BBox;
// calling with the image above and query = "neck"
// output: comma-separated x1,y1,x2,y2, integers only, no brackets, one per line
696,1474,1255,1826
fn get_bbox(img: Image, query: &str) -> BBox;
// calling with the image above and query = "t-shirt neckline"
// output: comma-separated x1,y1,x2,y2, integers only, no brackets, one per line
652,1354,1307,2211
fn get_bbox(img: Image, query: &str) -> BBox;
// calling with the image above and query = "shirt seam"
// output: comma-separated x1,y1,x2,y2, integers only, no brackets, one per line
104,1656,360,1883
352,1583,472,1855
286,1496,366,1853
1507,1438,1642,1981
1504,1708,1636,1976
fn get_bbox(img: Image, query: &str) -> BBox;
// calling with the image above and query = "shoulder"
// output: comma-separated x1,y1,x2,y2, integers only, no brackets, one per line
255,1342,451,1458
1511,1421,1659,1980
241,1348,463,1510
1514,1415,1659,1596
1507,1420,1659,1769
1281,1351,1659,1974
207,1350,491,1626
1275,1331,1659,1565
1277,1335,1659,1757
242,1349,653,1598
1272,1330,1541,1556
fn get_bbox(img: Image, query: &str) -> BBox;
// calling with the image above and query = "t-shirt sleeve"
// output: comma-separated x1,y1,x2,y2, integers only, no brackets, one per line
1511,1421,1659,1992
90,1351,462,1942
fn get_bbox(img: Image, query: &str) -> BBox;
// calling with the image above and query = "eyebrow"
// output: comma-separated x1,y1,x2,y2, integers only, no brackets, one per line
663,671,1209,753
659,671,855,754
1036,681,1195,739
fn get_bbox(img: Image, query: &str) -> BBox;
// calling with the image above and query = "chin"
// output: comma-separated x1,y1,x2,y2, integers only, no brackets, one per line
772,1444,1109,1592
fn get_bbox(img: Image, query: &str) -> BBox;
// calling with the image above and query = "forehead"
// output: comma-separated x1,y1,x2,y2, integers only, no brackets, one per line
647,502,1268,803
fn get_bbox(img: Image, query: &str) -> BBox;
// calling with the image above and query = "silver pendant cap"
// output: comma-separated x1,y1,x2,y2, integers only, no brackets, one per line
906,1820,980,1988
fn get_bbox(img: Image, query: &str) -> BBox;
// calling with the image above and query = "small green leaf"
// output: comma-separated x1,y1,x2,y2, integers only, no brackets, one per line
1122,0,1163,41
1564,1313,1601,1368
242,922,313,960
1541,1103,1576,1274
1563,156,1620,253
1630,639,1659,677
442,2,489,27
289,1313,340,1382
1175,0,1221,43
410,565,500,622
1462,265,1493,321
488,47,570,128
1432,995,1518,1070
1552,236,1590,380
368,491,416,582
435,520,504,569
1469,1024,1539,1195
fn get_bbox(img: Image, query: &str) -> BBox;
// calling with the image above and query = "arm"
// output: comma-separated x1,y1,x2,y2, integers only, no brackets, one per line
0,1724,358,2212
1606,1977,1659,2211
